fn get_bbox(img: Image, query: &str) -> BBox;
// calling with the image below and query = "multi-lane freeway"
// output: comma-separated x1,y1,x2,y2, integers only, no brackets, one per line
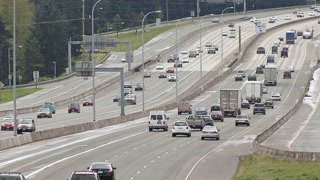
0,6,319,180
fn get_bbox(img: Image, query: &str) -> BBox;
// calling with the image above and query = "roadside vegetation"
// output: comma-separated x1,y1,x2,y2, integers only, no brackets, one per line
0,88,42,104
233,154,320,180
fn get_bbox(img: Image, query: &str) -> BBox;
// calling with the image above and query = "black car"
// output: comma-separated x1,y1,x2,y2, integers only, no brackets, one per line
247,75,257,81
257,47,265,54
88,162,117,180
134,83,143,91
256,67,264,74
271,46,278,54
235,75,243,81
241,100,250,109
278,37,284,41
264,99,274,109
281,50,288,58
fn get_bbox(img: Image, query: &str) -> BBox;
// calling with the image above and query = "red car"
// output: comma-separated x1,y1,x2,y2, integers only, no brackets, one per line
166,67,175,73
1,119,17,131
210,111,224,122
68,102,80,113
82,98,93,106
158,71,167,78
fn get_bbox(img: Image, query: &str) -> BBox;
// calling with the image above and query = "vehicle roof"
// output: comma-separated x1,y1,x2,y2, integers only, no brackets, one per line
196,107,207,110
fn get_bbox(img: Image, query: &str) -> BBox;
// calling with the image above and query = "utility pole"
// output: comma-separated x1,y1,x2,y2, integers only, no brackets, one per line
82,0,85,61
197,0,200,17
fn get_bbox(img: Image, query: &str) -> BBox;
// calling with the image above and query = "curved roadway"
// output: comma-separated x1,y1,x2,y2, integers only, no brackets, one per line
0,10,318,179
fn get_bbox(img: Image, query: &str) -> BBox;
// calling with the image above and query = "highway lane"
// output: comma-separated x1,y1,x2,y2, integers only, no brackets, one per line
1,11,313,138
0,7,311,112
0,18,316,179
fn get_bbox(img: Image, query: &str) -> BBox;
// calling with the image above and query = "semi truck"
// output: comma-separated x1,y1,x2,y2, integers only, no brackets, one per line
286,31,295,44
264,64,278,86
220,89,241,117
245,81,262,104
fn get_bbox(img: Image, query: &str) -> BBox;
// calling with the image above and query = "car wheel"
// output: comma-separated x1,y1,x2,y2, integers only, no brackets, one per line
187,133,191,137
235,123,238,126
221,119,224,122
216,137,220,140
247,123,250,126
68,111,71,113
272,106,274,109
78,110,80,113
172,134,176,137
53,111,56,114
201,137,204,140
37,116,40,118
253,112,255,115
263,112,266,115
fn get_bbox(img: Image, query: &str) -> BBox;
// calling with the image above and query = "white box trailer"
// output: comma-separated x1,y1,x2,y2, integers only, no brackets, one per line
220,89,241,117
245,81,262,104
264,64,278,86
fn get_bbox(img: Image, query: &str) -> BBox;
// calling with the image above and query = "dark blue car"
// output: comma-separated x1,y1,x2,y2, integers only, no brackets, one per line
113,94,121,102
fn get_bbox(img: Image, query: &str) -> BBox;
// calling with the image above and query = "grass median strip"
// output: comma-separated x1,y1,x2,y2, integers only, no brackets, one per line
233,154,320,180
0,88,42,104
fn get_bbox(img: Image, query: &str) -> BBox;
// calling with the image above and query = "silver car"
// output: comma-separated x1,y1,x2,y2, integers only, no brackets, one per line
168,74,177,82
37,108,52,118
17,118,36,134
172,121,191,137
201,125,220,140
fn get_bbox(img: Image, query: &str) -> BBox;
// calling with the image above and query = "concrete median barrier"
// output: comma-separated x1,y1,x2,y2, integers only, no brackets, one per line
0,133,32,150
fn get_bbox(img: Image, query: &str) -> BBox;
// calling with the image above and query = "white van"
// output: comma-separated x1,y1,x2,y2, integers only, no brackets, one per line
148,111,169,131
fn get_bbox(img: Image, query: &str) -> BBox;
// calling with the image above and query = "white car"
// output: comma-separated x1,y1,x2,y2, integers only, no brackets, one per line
287,66,295,72
172,121,191,137
222,32,228,36
309,11,316,16
168,74,177,82
297,12,304,17
230,27,236,31
250,17,256,22
180,49,188,54
271,93,281,101
254,19,261,24
121,56,126,62
181,57,189,63
235,115,250,126
270,16,277,21
229,32,236,38
201,125,220,140
285,15,291,20
155,64,164,70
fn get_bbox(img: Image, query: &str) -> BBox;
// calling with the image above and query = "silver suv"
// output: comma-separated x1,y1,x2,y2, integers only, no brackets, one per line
17,118,36,134
0,172,26,180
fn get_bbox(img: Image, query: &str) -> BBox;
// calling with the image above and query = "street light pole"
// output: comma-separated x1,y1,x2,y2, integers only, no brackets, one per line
53,61,56,79
221,7,234,69
8,48,11,86
175,18,183,101
199,15,207,91
142,10,161,111
13,0,17,136
91,0,101,122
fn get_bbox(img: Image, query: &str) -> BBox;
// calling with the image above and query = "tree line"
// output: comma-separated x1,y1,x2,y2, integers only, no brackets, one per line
0,0,309,85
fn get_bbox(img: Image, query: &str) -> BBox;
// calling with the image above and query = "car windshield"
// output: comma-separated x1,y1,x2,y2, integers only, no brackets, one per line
20,119,32,124
91,162,111,169
70,103,78,107
3,119,13,123
39,108,49,112
70,174,97,180
175,122,187,126
44,102,53,106
150,115,163,120
203,126,217,131
236,115,248,119
255,104,264,107
4,114,14,118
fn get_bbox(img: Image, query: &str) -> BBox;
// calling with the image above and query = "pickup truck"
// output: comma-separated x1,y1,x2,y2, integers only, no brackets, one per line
186,115,204,130
43,102,56,114
177,101,192,115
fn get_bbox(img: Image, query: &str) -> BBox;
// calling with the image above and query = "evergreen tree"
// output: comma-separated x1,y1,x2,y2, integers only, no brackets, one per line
0,17,12,85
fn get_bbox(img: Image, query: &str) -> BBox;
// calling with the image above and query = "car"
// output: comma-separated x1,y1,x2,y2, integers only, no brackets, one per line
186,115,205,130
257,47,265,54
1,118,15,131
200,115,214,126
271,46,278,54
256,67,264,74
180,49,188,54
0,172,26,180
237,70,246,78
253,103,266,115
241,100,250,109
124,88,132,96
270,16,277,21
271,93,281,101
228,22,235,28
230,27,236,31
174,60,183,68
235,114,250,126
287,66,294,72
285,15,291,20
143,70,151,78
297,31,303,36
43,101,56,114
247,74,257,81
269,19,275,23
155,63,164,70
222,32,228,36
3,114,15,121
37,107,52,118
297,12,304,17
205,42,213,47
201,125,220,140
167,55,176,63
278,37,284,41
318,19,320,24
207,47,216,54
17,118,36,134
166,67,175,73
134,82,143,91
82,97,93,106
250,17,256,22
234,74,243,81
210,103,221,112
281,49,288,58
254,19,261,25
158,71,167,78
181,57,189,63
124,93,136,105
283,70,292,79
264,99,274,109
148,111,169,131
262,86,268,94
121,56,126,62
68,102,80,113
123,81,132,88
113,94,121,102
212,45,219,51
195,107,208,115
309,11,316,16
210,111,224,122
168,74,177,82
172,121,191,137
229,32,236,38
267,54,275,63
67,171,100,180
212,18,219,23
189,50,197,58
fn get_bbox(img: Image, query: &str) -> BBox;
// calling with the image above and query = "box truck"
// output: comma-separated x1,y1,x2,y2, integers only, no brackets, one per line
264,64,278,86
286,31,295,44
220,89,241,117
245,81,262,104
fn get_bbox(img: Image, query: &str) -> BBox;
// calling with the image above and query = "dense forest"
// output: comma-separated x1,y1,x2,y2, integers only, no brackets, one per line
0,0,310,85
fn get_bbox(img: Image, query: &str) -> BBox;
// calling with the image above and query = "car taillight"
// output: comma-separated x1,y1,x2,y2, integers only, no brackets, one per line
186,126,188,129
107,169,113,174
202,131,208,133
163,121,165,124
212,131,217,134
